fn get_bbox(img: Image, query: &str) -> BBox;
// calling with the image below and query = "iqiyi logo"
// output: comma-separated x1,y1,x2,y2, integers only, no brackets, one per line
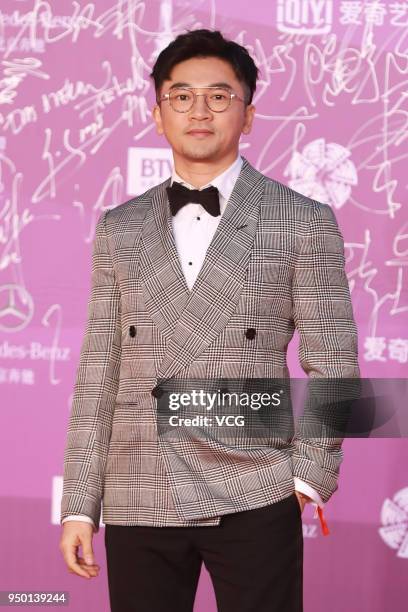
127,147,173,195
379,487,408,559
276,0,333,35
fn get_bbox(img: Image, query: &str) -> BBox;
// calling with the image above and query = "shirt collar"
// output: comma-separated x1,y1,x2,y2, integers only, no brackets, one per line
170,155,243,214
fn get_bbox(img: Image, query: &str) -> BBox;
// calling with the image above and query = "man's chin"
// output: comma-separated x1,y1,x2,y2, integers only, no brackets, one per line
181,147,220,161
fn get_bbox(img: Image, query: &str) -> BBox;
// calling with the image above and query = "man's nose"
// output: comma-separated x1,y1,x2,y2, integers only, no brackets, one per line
189,94,212,117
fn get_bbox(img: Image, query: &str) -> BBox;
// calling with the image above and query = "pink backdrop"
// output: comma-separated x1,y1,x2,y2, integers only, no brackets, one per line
0,1,407,610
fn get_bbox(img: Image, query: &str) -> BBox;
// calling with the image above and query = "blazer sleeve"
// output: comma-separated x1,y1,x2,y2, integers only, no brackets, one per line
60,209,121,531
291,200,360,504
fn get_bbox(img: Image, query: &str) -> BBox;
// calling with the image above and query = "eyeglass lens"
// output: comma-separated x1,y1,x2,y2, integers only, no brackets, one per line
169,88,231,112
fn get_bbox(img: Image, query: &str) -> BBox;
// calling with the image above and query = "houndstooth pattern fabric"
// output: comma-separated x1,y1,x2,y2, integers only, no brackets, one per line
61,156,360,531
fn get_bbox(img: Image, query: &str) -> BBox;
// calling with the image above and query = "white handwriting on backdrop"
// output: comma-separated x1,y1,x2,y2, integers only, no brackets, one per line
0,0,406,388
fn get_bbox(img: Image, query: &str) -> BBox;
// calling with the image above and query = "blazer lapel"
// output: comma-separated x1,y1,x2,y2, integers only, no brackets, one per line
139,177,191,341
155,157,266,380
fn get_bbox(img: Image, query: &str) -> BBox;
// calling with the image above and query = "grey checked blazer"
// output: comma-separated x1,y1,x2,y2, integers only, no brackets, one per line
61,156,360,530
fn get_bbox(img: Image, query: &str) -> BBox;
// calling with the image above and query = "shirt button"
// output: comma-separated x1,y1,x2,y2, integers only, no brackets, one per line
196,216,200,220
188,261,193,265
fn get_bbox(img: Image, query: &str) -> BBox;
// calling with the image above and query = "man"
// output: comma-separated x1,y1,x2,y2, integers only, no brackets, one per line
60,29,360,612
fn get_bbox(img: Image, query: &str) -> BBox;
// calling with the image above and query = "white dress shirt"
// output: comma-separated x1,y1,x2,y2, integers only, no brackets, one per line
62,154,323,530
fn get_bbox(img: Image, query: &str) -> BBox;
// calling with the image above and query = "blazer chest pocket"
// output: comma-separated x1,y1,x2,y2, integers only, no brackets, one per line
246,254,294,286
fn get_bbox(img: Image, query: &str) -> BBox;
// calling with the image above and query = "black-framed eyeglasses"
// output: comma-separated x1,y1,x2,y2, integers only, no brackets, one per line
157,86,246,113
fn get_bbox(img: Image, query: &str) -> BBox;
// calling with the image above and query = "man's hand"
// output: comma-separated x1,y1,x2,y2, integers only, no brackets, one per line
59,521,100,579
294,491,312,515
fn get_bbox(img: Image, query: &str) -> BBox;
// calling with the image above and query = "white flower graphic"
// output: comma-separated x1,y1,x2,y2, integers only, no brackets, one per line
379,487,408,559
284,138,358,209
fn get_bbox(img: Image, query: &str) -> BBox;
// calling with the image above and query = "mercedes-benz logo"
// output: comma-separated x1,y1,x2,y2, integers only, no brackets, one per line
0,284,34,332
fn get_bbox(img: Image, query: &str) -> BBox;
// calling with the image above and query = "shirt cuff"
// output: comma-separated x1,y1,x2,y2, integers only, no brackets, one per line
61,515,97,532
294,477,324,518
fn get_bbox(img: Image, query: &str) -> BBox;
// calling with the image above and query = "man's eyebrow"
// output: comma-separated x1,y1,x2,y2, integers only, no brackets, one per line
168,81,233,90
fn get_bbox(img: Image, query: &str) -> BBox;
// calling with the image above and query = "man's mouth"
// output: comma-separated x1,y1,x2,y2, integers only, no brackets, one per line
187,130,214,138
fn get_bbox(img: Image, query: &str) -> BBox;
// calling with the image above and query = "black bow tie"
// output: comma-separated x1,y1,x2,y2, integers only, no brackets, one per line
166,181,220,217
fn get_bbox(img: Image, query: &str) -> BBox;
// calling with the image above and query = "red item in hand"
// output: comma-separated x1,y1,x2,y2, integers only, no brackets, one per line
317,506,330,536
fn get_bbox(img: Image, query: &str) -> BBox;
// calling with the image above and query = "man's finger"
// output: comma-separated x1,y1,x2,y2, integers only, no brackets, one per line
77,559,99,577
64,544,92,578
78,558,100,572
80,534,96,566
68,563,98,576
294,492,306,513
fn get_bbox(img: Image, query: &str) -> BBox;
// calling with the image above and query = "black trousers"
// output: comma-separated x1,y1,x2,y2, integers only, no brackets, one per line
104,492,303,612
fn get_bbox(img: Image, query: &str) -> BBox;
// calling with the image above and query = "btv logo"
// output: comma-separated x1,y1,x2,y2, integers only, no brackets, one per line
127,147,173,196
277,0,333,35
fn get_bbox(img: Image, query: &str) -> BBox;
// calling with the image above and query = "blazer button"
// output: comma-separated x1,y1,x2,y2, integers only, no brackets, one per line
151,385,163,399
245,328,256,340
129,325,136,337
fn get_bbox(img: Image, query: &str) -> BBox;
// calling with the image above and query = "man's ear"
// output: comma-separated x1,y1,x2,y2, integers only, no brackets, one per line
242,104,255,135
152,104,164,135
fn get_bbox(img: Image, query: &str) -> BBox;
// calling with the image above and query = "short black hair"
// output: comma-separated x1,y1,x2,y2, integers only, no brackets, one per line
150,29,259,105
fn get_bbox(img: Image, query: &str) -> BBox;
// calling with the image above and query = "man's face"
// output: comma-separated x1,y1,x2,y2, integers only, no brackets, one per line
152,56,255,164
